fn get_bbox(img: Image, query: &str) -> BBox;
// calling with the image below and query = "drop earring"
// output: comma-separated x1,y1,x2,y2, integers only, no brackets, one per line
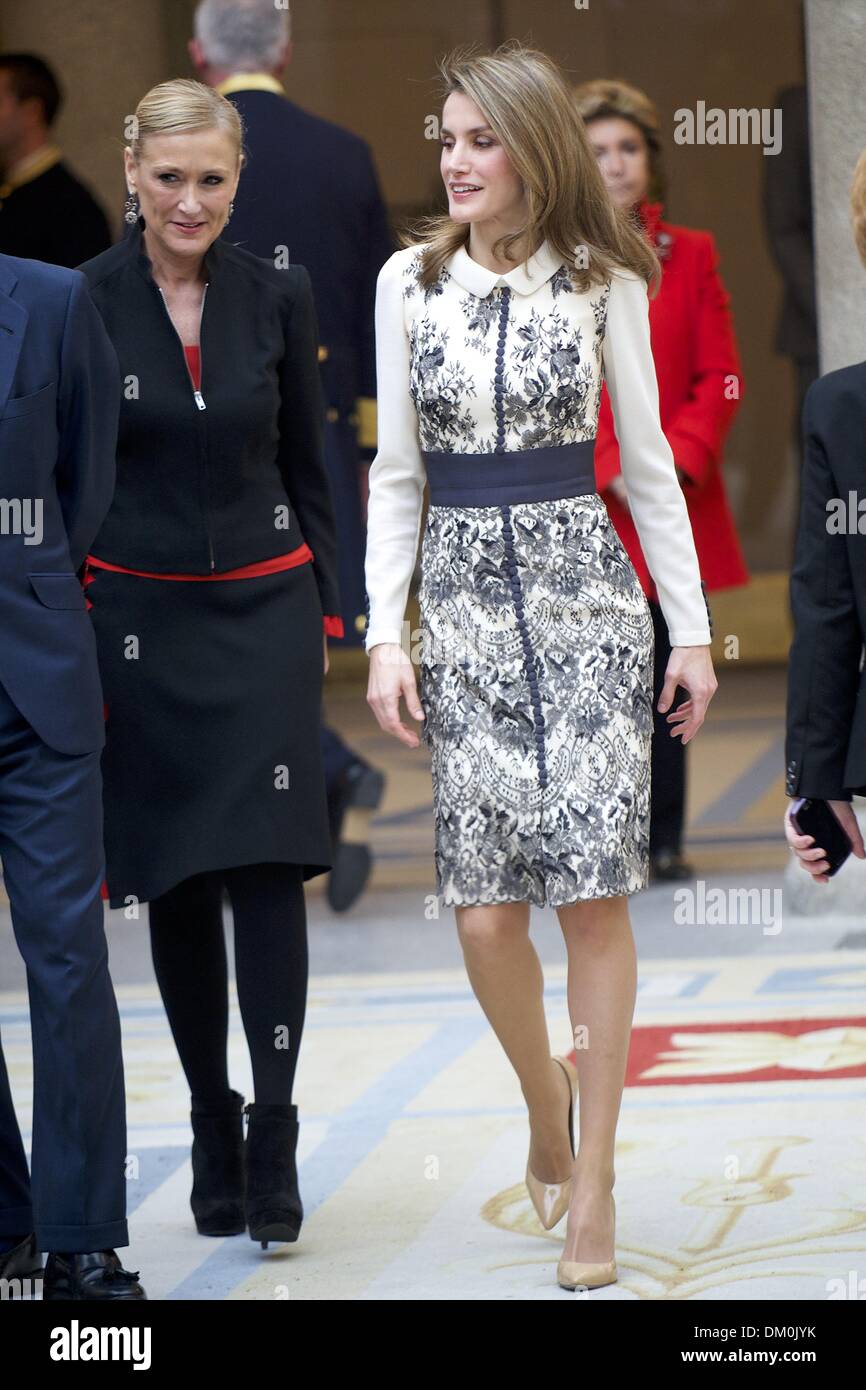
124,191,140,224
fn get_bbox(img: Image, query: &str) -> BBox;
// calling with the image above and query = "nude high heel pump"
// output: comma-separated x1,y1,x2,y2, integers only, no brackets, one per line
525,1054,578,1231
557,1193,617,1291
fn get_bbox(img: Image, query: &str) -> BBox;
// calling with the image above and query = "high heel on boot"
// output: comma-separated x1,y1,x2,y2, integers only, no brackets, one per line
525,1054,578,1231
189,1089,246,1236
243,1102,303,1248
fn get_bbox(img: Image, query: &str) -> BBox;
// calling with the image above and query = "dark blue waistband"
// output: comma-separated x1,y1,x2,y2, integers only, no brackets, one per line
422,441,598,506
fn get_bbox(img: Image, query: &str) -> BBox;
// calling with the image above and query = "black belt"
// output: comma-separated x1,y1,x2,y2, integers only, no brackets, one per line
422,440,597,506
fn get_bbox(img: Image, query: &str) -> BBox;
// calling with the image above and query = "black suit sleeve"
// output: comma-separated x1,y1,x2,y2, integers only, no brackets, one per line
355,146,394,455
277,265,342,619
785,382,865,800
55,272,121,572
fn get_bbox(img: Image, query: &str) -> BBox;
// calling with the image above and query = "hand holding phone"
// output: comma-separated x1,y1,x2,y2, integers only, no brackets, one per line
786,798,861,880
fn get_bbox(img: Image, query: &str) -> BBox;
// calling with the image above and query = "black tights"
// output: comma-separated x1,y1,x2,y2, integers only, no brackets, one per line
148,862,308,1108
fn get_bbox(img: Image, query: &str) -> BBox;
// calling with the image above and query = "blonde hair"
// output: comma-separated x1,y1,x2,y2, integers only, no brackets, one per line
572,77,664,203
851,147,866,270
408,42,659,294
127,78,246,171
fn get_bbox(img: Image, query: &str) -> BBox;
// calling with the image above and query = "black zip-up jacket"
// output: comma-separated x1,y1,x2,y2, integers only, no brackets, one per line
77,217,341,621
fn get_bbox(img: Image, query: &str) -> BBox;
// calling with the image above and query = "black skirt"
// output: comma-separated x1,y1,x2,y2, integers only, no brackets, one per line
86,560,333,908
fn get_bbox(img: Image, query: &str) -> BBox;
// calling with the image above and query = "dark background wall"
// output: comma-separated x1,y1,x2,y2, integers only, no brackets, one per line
0,0,807,578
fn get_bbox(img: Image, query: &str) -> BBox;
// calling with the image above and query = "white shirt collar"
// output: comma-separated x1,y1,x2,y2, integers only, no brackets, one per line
444,238,564,297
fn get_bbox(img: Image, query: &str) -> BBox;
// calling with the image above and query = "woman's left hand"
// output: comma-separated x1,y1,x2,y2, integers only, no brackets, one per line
323,633,329,675
658,645,717,745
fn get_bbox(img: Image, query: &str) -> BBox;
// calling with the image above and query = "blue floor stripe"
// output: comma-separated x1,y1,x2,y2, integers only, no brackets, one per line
126,1145,190,1215
167,1014,489,1299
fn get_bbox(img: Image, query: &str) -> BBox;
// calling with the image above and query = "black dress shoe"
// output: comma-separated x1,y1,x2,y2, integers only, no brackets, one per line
190,1088,246,1236
43,1250,147,1301
327,841,372,913
0,1233,43,1286
243,1102,302,1248
650,848,695,881
341,761,386,812
326,761,385,913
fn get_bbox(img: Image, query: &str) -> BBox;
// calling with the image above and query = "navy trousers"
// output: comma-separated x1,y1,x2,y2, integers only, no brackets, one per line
0,679,128,1251
319,417,369,792
322,415,367,650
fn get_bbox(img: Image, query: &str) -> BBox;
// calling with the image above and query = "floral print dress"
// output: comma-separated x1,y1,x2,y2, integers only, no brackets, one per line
363,240,712,907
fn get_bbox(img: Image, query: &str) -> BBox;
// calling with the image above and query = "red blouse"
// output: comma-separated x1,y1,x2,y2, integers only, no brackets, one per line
84,344,344,638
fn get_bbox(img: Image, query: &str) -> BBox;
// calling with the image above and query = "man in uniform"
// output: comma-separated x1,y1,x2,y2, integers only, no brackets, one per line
191,0,392,911
0,53,111,267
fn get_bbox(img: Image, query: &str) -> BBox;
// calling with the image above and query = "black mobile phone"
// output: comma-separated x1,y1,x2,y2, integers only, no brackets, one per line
789,798,853,877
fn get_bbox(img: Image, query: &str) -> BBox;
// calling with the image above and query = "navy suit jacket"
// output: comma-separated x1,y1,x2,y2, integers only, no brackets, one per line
220,89,393,421
0,252,120,753
786,362,866,800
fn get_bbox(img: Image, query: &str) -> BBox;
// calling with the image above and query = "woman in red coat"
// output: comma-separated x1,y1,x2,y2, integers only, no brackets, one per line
574,79,749,880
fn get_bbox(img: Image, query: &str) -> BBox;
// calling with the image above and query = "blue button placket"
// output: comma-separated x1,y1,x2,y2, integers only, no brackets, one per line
492,285,550,893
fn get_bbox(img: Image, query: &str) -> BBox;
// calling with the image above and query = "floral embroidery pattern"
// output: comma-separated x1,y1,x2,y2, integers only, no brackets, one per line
408,317,479,451
402,248,446,304
418,494,654,906
403,254,611,454
460,292,499,353
400,245,654,906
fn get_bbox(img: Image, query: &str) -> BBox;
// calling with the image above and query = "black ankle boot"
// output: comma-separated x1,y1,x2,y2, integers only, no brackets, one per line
243,1102,303,1248
189,1089,246,1236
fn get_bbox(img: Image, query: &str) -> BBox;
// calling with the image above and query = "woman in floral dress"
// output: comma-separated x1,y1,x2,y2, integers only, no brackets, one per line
363,44,717,1291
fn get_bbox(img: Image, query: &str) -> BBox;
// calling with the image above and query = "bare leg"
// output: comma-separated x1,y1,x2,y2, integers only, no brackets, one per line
556,895,637,1263
455,901,573,1183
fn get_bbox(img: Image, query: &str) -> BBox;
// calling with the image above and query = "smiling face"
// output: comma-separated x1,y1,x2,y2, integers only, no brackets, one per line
584,115,651,210
439,90,526,232
124,127,240,261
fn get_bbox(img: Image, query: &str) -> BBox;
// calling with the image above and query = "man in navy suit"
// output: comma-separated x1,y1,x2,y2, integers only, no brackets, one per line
0,252,145,1299
191,0,393,911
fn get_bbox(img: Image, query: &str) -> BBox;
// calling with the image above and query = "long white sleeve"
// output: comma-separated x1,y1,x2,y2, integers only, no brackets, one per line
602,269,712,647
363,251,426,652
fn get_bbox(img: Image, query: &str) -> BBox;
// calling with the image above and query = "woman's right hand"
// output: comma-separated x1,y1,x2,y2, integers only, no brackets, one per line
367,643,425,748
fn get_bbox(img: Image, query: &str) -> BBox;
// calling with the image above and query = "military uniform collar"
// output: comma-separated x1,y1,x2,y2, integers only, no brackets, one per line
0,142,62,201
214,72,285,98
445,238,564,297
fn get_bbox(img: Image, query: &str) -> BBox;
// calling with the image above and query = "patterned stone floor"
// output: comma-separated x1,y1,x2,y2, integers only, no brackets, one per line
4,665,865,1300
3,945,866,1299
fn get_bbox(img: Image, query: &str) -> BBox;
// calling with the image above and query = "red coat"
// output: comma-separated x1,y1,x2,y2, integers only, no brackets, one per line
595,201,749,597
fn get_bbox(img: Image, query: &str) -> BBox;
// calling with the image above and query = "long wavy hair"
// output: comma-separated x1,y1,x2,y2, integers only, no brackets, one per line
407,42,660,294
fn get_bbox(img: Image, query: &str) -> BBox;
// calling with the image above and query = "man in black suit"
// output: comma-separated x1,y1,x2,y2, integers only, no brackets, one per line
785,370,866,879
0,251,145,1298
190,0,392,911
0,54,112,267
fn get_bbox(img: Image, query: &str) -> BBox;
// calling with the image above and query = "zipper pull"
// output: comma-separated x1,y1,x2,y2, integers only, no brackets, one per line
193,390,206,410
